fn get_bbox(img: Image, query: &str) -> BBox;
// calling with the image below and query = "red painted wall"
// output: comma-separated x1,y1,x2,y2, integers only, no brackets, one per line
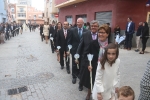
116,0,148,30
59,0,116,26
57,0,149,30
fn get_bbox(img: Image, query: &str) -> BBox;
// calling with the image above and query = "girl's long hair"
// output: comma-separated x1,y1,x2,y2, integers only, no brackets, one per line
100,43,119,70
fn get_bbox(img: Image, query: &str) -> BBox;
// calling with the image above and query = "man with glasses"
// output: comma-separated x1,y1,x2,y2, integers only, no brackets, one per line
76,20,99,93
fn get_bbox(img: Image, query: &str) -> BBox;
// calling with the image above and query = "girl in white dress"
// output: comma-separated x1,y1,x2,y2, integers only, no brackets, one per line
92,43,120,100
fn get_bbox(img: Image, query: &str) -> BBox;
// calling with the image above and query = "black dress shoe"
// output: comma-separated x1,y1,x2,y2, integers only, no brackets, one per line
67,70,70,74
72,78,76,84
61,66,64,69
78,85,83,91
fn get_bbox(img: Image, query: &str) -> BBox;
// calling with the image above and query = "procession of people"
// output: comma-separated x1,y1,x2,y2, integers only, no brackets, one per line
38,17,149,100
0,22,24,44
1,18,149,100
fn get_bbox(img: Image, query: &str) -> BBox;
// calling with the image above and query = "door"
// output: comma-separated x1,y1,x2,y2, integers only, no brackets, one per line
95,11,112,26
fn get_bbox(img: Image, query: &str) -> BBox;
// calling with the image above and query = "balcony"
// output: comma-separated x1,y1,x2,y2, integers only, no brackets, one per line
55,0,87,8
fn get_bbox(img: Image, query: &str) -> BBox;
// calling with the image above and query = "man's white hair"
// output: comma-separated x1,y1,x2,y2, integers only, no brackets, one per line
90,20,99,26
77,18,84,23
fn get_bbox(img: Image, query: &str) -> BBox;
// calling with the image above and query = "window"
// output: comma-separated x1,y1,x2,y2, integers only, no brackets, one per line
76,14,87,23
33,15,36,20
38,15,42,18
11,8,14,12
20,1,27,5
50,2,52,7
66,16,72,24
20,8,24,12
18,13,26,17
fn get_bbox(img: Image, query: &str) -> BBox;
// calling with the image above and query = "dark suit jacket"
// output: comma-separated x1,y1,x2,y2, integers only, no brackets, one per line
54,28,62,49
57,28,70,52
125,22,135,34
142,26,149,38
67,27,88,54
76,31,93,58
49,26,54,36
40,26,43,34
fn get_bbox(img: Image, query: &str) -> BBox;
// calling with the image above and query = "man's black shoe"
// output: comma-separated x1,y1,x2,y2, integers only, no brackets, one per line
61,66,64,69
72,78,76,84
78,85,83,91
67,70,70,74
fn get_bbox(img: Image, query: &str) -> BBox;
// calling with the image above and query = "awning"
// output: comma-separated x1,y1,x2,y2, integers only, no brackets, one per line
55,0,87,8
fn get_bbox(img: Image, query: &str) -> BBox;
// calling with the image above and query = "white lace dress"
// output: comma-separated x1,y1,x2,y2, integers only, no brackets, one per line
92,58,120,100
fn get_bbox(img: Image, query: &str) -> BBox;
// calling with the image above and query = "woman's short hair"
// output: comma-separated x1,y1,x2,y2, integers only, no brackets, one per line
98,24,110,34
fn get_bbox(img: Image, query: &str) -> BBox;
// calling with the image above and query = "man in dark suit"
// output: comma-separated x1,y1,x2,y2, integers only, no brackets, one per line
76,20,99,91
125,17,135,50
67,18,88,84
57,21,70,74
49,24,55,53
10,23,15,37
13,23,17,36
16,23,20,35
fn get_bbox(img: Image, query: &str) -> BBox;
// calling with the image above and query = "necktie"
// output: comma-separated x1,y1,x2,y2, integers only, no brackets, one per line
79,28,81,38
64,30,67,38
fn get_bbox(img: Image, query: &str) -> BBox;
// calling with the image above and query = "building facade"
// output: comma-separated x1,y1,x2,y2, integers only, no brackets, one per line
0,0,7,23
27,7,44,24
55,0,150,46
44,0,58,24
55,0,149,29
16,4,27,23
18,0,31,6
8,3,16,22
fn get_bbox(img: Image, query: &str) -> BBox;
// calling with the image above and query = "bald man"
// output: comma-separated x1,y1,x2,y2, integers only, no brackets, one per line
67,18,88,87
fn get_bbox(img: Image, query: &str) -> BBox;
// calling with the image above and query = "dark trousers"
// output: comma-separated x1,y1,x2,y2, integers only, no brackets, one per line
5,33,9,40
142,37,148,52
71,53,80,78
14,31,16,36
11,30,14,37
60,51,70,70
50,40,55,53
16,30,19,35
40,34,44,41
125,33,133,49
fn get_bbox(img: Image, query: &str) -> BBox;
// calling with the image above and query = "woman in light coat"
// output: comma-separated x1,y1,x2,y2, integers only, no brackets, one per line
43,22,49,44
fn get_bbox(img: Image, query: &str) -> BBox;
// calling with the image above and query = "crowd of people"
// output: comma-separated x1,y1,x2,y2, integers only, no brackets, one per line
0,22,41,44
38,17,150,100
114,17,149,54
0,17,149,100
0,22,23,44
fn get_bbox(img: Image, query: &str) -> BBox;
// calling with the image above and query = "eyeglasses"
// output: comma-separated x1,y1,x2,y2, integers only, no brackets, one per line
98,32,106,34
91,25,99,28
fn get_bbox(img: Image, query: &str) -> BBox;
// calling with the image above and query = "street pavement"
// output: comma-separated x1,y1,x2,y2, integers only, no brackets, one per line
0,29,149,100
